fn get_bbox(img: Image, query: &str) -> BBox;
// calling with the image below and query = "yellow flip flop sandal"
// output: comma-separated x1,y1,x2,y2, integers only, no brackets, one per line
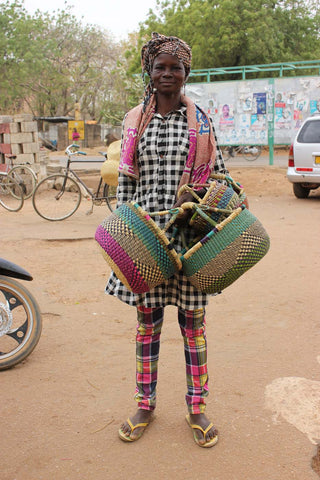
118,418,149,442
186,414,218,448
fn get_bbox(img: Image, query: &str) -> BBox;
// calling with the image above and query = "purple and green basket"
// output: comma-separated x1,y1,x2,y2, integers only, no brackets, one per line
95,202,182,294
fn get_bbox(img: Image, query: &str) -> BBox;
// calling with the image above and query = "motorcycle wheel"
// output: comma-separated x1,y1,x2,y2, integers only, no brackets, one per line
0,275,42,370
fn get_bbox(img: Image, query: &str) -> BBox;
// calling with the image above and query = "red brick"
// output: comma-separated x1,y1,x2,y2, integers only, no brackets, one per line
0,143,12,154
0,123,10,134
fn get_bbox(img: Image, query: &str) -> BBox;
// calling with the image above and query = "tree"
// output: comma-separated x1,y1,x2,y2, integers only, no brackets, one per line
0,1,51,113
128,0,320,76
0,1,137,124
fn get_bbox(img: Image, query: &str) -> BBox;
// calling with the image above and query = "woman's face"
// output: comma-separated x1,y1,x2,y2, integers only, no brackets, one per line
151,53,186,95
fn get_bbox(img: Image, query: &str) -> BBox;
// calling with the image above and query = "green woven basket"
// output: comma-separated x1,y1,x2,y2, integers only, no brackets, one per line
180,205,270,294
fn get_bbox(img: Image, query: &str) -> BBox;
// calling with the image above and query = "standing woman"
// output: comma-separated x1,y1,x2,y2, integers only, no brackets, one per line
105,32,229,447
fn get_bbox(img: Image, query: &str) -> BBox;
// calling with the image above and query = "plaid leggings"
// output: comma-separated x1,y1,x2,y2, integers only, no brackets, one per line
135,306,209,414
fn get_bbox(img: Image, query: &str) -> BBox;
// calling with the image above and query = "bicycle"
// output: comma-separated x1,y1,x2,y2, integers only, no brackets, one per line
4,154,37,199
0,171,24,212
32,144,117,221
221,145,262,161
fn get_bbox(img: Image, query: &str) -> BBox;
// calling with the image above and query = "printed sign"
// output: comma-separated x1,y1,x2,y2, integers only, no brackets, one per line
68,120,85,141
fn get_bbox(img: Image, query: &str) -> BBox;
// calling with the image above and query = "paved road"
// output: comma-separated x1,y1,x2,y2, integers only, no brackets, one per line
224,150,288,168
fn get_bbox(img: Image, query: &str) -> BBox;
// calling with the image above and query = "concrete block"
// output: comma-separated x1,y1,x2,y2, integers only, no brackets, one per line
21,121,37,133
13,114,33,122
3,133,11,143
0,116,13,123
11,144,23,155
23,142,40,154
39,150,50,163
29,163,40,174
46,163,63,174
14,153,36,164
10,132,33,144
9,122,21,134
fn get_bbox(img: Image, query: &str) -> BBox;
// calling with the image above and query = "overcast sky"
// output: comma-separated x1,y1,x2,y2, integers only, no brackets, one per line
23,0,159,40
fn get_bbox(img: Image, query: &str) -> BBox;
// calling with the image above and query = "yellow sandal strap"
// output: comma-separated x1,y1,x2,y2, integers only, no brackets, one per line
127,418,149,433
190,421,214,436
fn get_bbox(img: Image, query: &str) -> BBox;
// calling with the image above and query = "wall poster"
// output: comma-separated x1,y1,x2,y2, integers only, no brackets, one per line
186,76,320,145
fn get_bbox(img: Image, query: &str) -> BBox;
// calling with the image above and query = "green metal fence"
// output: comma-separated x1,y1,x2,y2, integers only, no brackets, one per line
188,60,320,82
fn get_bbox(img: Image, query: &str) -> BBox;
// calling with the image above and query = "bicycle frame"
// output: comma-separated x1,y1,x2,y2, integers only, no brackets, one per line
32,144,118,221
62,155,106,201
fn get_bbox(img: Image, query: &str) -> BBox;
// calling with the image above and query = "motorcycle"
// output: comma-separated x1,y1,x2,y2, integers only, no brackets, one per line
0,258,42,370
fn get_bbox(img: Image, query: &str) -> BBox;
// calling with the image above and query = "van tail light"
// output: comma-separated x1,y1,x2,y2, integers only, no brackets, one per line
288,144,294,167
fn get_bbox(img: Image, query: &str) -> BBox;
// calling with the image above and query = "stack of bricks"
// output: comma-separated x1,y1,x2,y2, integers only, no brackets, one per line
0,114,41,174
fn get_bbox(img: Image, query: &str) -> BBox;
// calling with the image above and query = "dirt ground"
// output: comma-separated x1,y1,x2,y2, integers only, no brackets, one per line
1,161,320,480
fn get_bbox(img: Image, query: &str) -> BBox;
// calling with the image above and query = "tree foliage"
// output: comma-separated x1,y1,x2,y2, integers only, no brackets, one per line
131,0,320,73
0,0,319,123
0,1,140,123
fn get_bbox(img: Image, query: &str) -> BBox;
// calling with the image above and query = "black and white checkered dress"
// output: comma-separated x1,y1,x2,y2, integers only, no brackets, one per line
105,105,228,309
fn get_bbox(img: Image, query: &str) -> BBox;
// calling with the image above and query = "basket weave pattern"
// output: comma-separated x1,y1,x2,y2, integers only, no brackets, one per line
181,208,270,294
190,180,245,234
95,202,181,293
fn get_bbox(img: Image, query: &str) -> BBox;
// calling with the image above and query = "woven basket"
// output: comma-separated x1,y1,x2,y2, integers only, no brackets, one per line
180,205,270,294
107,140,121,162
100,159,119,187
95,202,182,293
178,174,246,235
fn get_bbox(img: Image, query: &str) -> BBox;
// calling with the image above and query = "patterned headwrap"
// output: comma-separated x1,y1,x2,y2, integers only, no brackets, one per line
118,32,216,191
141,32,192,100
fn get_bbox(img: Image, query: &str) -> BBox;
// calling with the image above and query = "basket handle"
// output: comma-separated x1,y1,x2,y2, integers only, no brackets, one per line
149,208,183,250
215,206,243,230
180,202,244,229
177,184,209,202
209,173,244,196
180,202,220,228
177,174,245,201
149,207,184,233
179,201,238,227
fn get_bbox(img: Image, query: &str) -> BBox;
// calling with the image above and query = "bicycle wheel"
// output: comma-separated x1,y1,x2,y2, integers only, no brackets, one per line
32,174,81,221
0,275,42,370
103,183,117,212
242,145,262,161
0,173,24,212
221,146,232,161
9,165,37,199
